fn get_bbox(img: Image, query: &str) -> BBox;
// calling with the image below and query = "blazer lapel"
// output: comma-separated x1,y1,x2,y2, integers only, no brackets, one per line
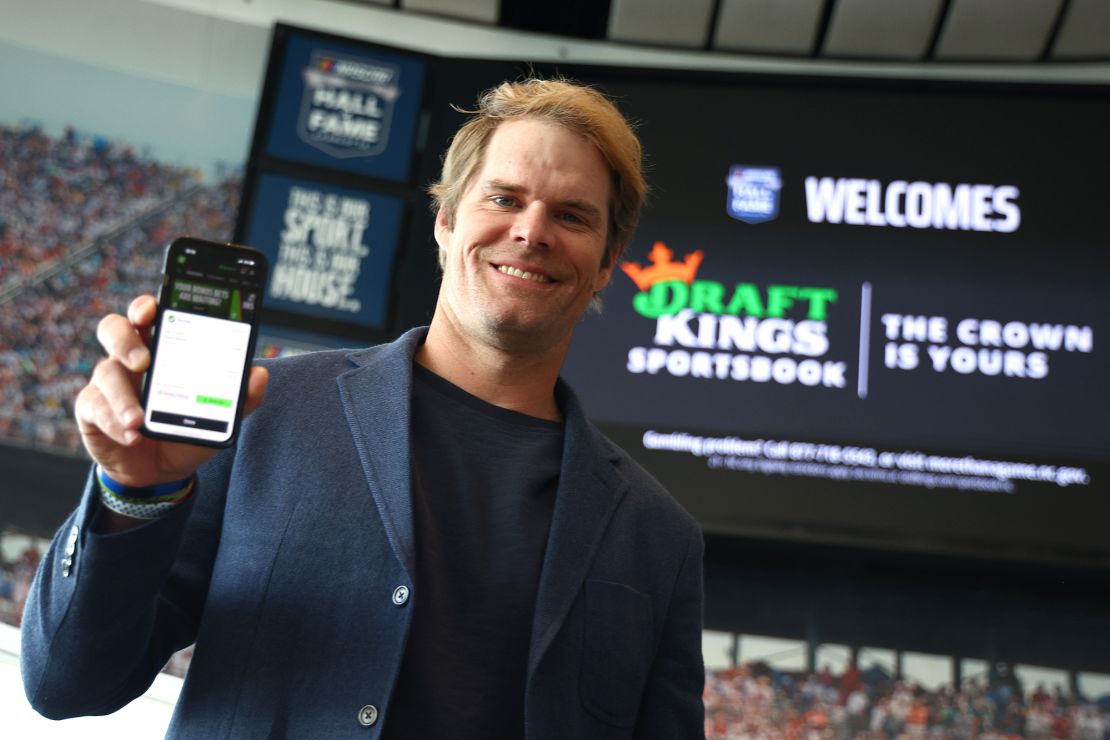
528,381,628,675
335,328,427,578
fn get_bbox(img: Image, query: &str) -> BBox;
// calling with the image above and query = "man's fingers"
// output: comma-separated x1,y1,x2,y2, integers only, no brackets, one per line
127,294,157,347
88,358,145,439
94,295,156,372
126,294,157,325
75,379,140,447
241,366,269,418
96,313,149,373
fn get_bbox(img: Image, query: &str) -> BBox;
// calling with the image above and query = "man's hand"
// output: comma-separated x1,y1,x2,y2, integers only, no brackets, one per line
74,295,269,488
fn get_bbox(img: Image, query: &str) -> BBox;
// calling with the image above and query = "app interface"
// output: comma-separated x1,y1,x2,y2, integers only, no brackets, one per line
144,244,261,443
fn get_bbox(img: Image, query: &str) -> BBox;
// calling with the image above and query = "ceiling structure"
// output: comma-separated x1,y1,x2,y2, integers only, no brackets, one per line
367,0,1109,63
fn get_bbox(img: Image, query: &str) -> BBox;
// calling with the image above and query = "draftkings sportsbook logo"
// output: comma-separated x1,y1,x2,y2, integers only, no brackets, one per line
299,51,401,158
618,242,846,388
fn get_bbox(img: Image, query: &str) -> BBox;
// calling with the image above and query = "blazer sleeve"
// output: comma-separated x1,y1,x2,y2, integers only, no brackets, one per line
633,525,706,739
20,452,233,719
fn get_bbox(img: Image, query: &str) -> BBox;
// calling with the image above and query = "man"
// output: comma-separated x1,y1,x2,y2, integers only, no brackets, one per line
22,78,705,738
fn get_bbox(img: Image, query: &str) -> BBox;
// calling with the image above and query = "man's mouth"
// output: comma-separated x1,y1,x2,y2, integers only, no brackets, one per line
496,264,554,284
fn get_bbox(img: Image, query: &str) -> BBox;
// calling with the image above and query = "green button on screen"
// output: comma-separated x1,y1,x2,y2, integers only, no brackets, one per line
196,395,233,408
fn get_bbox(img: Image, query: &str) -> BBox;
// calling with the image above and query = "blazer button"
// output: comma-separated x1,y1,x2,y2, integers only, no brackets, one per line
62,525,79,577
64,524,78,556
358,704,379,727
392,585,410,606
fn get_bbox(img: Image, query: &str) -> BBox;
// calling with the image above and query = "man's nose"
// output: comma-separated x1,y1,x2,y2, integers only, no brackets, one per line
510,203,552,249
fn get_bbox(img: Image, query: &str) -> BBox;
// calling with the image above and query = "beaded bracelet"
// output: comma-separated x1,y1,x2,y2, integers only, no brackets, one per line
96,466,195,520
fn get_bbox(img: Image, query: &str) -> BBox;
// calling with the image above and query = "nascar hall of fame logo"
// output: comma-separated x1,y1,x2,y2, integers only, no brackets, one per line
298,51,401,159
726,166,782,224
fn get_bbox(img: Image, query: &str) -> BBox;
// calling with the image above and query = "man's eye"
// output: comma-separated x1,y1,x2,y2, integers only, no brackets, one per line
558,212,585,225
492,195,517,207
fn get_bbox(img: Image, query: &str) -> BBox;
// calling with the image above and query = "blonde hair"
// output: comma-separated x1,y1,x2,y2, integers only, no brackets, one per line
429,77,647,270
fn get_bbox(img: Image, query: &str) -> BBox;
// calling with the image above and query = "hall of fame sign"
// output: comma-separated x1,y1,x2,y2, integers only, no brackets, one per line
299,52,402,159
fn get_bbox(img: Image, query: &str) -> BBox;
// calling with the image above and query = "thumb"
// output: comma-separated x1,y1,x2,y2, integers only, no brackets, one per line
241,365,269,419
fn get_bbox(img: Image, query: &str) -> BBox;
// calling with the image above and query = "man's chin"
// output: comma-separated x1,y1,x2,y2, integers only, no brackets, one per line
479,315,569,355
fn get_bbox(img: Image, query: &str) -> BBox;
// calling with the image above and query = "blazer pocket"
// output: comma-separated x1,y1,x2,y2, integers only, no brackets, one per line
580,579,654,727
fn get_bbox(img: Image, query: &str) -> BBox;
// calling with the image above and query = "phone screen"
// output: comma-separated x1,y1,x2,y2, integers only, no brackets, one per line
142,238,266,446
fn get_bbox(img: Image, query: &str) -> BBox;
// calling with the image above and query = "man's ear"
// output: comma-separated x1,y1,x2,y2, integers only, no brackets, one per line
433,208,453,271
594,261,614,293
434,207,451,244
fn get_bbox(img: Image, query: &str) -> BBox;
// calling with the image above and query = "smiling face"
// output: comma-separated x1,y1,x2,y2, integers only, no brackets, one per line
433,117,614,357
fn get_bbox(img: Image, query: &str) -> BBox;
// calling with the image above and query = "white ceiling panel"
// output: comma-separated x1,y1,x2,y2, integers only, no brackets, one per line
713,0,826,55
608,0,715,48
935,0,1063,61
401,0,499,25
1052,0,1110,59
823,0,943,60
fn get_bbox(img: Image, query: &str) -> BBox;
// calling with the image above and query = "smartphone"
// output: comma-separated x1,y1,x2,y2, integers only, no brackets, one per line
140,237,267,447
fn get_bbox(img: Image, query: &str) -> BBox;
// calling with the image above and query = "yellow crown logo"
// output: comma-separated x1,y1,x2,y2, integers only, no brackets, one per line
619,241,704,292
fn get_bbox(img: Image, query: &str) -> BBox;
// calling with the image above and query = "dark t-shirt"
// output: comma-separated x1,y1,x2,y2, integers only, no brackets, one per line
382,364,563,738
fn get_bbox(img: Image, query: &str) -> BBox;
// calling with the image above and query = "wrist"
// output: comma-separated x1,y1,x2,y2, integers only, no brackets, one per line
95,466,195,498
95,465,196,520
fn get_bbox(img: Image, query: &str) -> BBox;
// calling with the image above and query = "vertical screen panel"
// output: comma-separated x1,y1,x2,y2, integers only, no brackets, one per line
242,171,405,330
261,31,426,183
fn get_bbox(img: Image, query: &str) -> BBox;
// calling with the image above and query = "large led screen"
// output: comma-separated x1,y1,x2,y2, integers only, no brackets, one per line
562,76,1110,565
241,24,1110,565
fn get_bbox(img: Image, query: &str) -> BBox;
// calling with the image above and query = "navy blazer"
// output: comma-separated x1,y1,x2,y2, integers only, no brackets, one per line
22,328,705,738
